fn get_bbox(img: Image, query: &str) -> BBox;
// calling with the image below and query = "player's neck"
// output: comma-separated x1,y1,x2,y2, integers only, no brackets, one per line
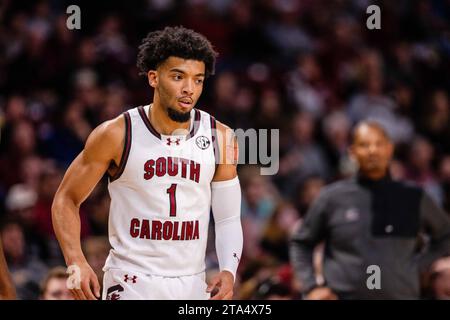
149,102,191,136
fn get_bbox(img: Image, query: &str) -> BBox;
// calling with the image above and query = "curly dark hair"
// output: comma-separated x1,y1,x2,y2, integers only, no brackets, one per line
137,26,218,78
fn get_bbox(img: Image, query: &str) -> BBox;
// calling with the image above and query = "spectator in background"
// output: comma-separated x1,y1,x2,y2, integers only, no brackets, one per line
211,71,239,126
260,202,299,263
322,111,353,179
278,112,330,196
43,101,91,168
347,52,414,144
0,96,28,154
240,166,279,262
287,52,327,119
264,2,313,62
1,220,48,300
99,86,127,123
20,155,44,191
94,14,132,70
39,266,73,300
293,175,325,218
230,85,256,130
4,184,48,261
347,51,391,124
5,184,37,223
439,156,450,214
405,136,443,205
254,87,286,130
33,165,91,241
84,183,110,236
389,158,408,181
420,90,450,153
428,257,450,300
253,278,292,300
32,165,92,267
392,81,417,126
82,236,110,284
237,258,281,300
0,120,37,189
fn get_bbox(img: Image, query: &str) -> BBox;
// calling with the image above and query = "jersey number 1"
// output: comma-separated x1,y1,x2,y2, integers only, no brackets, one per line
166,184,177,217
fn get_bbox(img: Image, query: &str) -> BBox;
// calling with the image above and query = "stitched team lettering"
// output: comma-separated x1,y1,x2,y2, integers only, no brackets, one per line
130,218,200,240
144,157,200,183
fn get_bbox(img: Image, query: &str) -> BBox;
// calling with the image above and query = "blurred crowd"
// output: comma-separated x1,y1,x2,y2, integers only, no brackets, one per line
0,0,449,299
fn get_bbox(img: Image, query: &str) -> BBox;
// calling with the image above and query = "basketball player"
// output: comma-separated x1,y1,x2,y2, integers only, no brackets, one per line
52,26,243,300
0,239,16,299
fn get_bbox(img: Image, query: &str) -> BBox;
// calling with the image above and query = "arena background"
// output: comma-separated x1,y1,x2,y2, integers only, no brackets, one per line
0,0,449,299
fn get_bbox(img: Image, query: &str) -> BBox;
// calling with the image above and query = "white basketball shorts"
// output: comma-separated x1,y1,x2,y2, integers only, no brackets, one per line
102,268,210,300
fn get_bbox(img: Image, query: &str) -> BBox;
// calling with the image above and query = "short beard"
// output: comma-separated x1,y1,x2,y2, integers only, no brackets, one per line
167,107,191,123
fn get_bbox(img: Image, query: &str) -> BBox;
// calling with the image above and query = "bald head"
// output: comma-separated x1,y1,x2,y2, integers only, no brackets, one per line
351,121,391,145
350,121,394,180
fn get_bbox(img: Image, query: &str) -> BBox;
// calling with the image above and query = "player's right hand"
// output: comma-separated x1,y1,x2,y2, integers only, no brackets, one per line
0,287,16,300
207,271,234,300
306,287,338,300
67,261,101,300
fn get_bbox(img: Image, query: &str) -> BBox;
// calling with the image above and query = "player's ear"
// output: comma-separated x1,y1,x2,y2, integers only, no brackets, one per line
386,140,395,159
147,70,158,88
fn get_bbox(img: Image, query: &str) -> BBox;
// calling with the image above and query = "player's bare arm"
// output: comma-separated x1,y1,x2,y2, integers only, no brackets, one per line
52,115,125,300
0,239,16,300
208,120,242,300
212,120,238,182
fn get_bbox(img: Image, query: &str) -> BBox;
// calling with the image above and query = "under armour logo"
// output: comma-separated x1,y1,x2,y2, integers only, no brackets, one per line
124,274,137,283
233,253,240,263
167,138,181,146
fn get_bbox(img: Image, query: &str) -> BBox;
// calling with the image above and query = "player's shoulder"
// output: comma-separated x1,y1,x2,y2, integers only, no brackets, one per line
215,119,233,134
197,108,234,135
319,179,358,199
94,114,125,140
85,113,125,152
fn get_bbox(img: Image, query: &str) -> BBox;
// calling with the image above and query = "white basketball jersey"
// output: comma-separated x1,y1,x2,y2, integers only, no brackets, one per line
104,104,219,277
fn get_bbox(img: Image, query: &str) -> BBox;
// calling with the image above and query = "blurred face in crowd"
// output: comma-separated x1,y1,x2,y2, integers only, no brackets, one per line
84,237,110,280
39,170,63,201
323,112,350,150
439,156,450,182
409,138,434,171
244,175,268,207
350,123,394,180
215,72,237,105
12,121,36,156
293,112,314,145
42,277,73,300
148,56,205,123
298,54,321,82
299,177,325,210
1,223,25,263
6,96,26,122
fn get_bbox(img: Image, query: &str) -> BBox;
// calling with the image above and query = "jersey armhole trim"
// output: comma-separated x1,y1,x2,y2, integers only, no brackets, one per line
188,109,201,139
110,111,132,182
210,115,220,167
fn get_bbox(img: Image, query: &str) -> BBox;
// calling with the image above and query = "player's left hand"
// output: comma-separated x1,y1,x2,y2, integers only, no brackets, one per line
206,271,234,300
